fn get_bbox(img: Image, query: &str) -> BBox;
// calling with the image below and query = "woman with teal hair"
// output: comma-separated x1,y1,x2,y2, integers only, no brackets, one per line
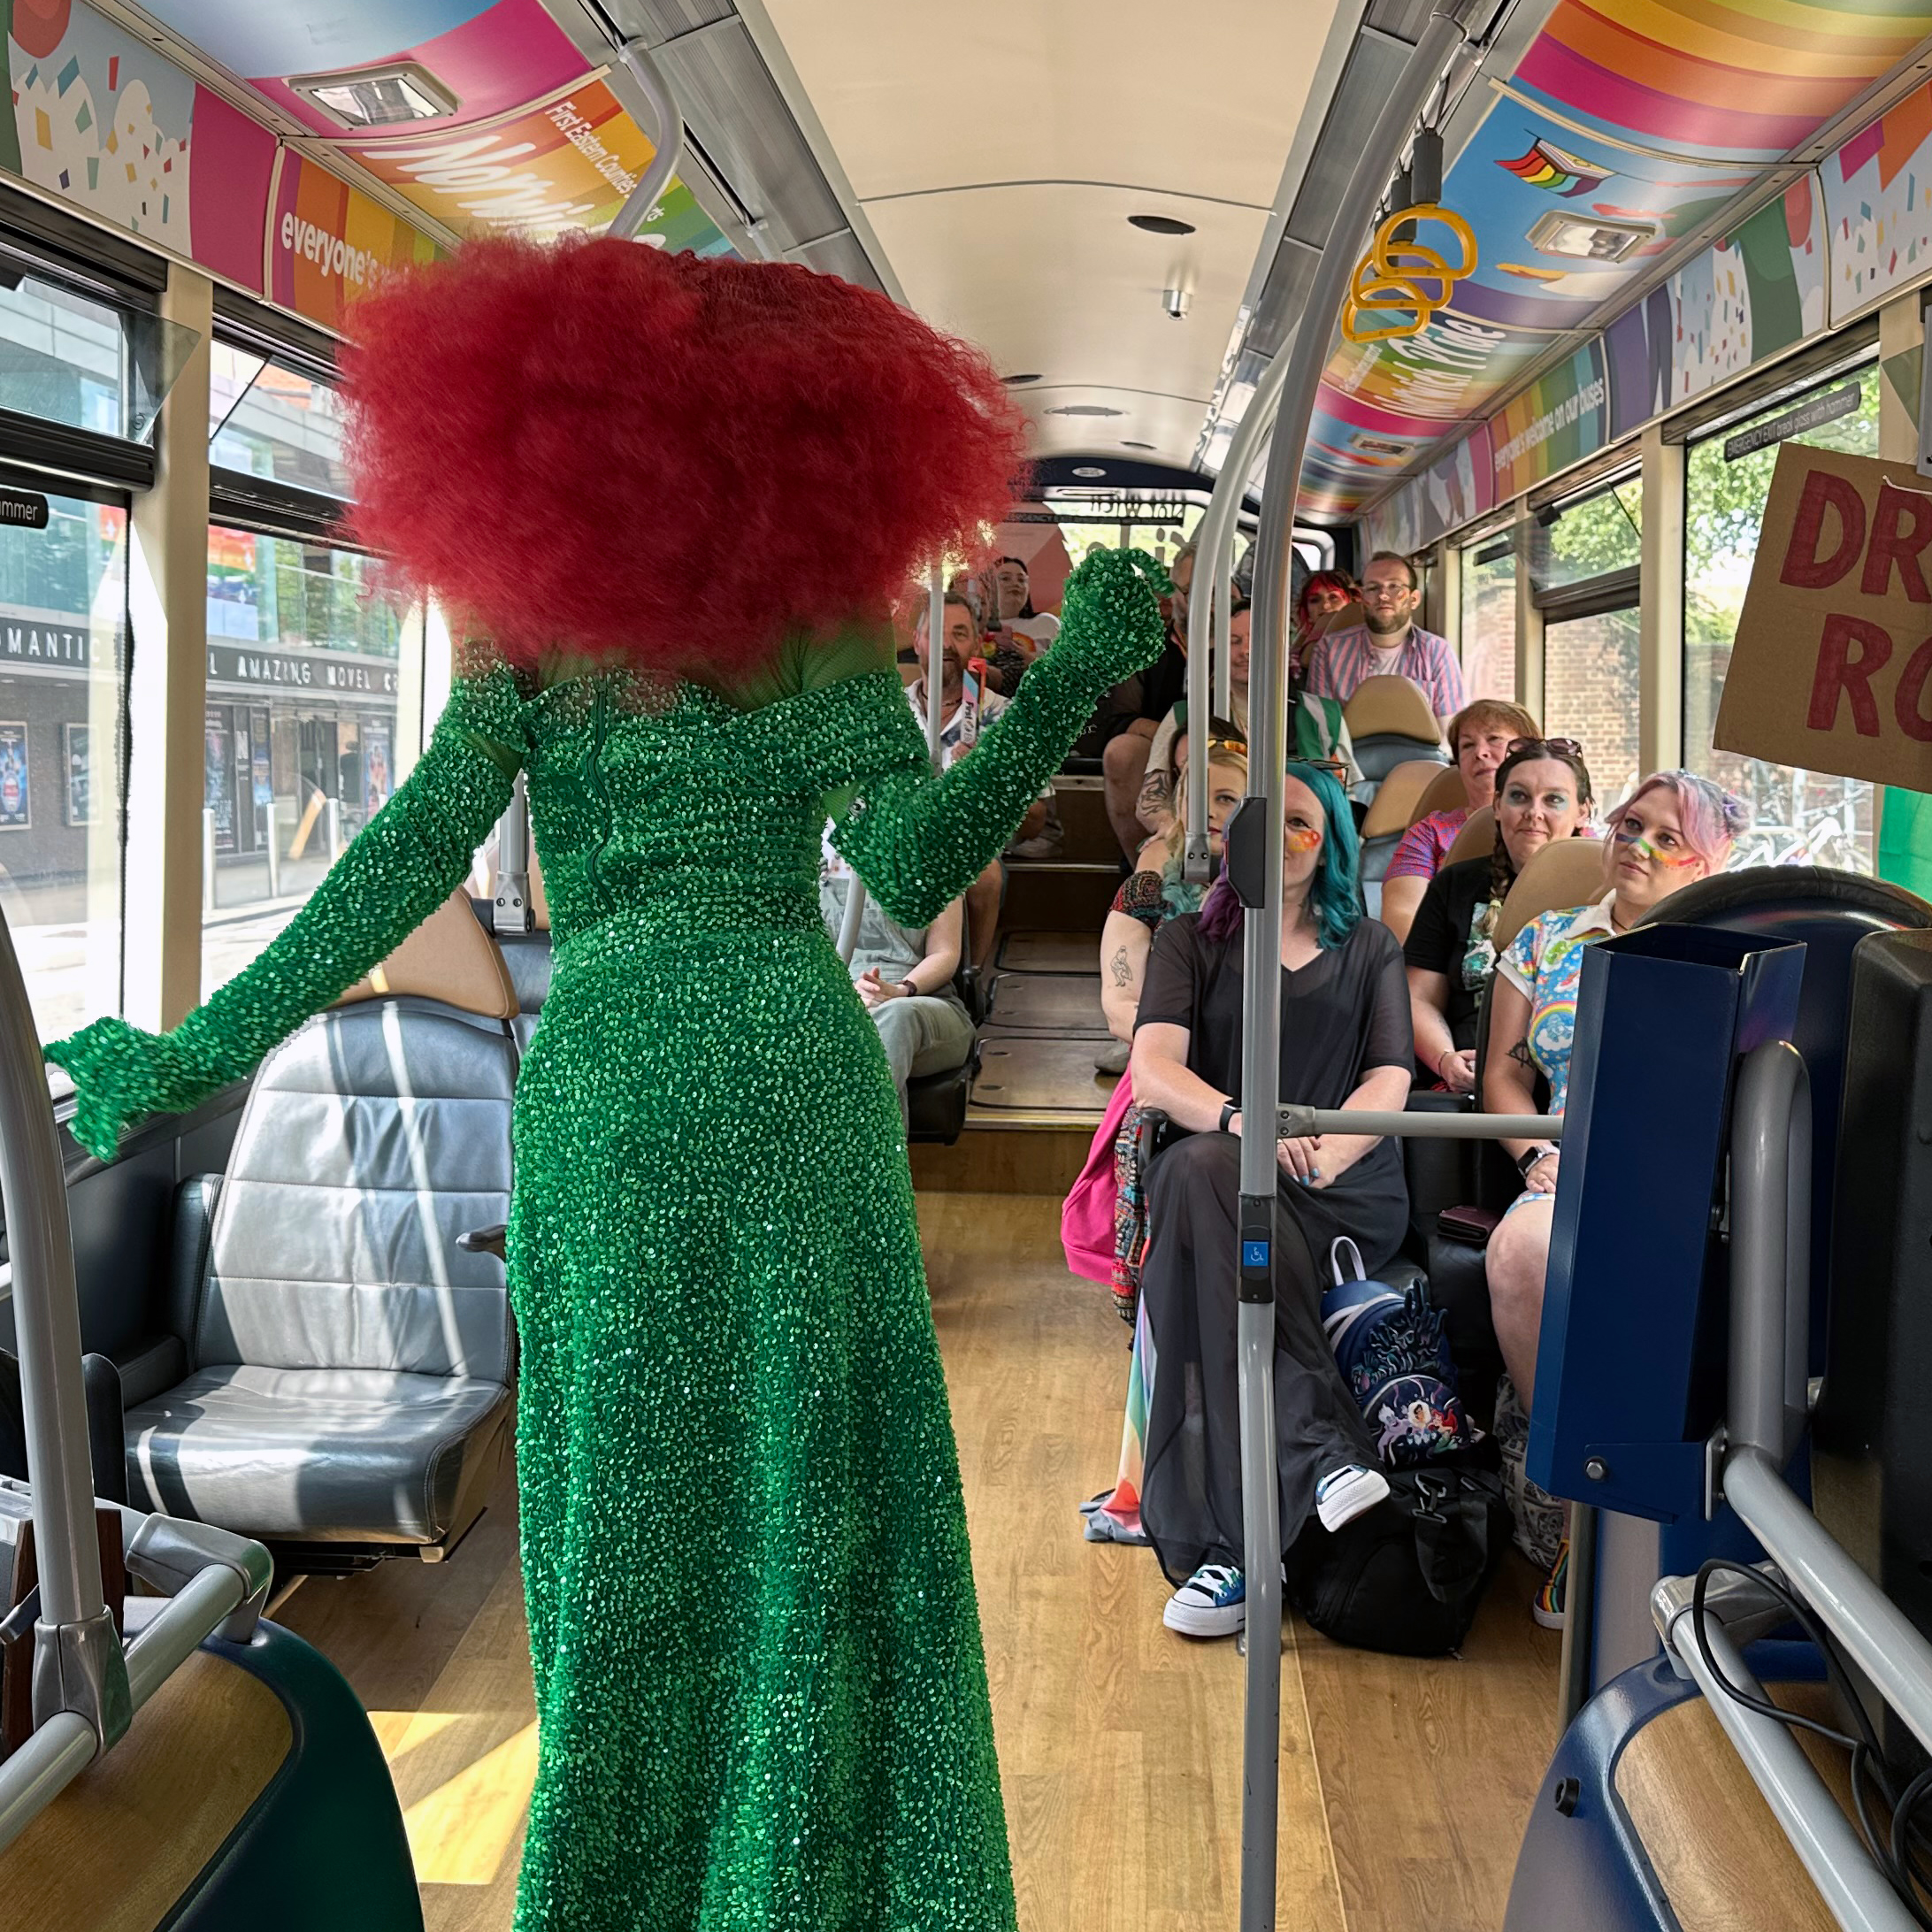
1127,761,1415,1638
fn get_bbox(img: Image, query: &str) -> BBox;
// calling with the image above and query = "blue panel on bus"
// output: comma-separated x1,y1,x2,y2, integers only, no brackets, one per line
1242,1241,1269,1269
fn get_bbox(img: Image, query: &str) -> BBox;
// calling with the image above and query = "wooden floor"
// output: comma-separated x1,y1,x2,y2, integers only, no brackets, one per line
279,1191,1560,1931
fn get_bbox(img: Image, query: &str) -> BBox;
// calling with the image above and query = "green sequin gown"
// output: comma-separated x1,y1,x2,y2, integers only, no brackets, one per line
48,551,1166,1932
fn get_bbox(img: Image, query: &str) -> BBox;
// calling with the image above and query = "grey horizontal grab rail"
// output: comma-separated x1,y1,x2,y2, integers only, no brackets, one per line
1274,1106,1563,1140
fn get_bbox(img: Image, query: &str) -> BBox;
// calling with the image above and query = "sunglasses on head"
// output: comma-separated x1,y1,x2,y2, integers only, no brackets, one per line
1506,736,1583,759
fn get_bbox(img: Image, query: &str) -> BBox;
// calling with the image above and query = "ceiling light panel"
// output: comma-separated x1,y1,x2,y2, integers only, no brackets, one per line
290,61,460,129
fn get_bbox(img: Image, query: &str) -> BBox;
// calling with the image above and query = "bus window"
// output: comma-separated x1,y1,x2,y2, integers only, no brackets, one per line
1458,533,1517,702
201,529,402,999
1684,363,1881,871
209,345,352,500
0,491,129,1048
0,272,127,437
1535,477,1643,805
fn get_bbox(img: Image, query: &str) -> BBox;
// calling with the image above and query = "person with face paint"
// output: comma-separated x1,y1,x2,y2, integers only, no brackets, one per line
1405,738,1595,1092
1484,769,1746,1628
1128,763,1415,1638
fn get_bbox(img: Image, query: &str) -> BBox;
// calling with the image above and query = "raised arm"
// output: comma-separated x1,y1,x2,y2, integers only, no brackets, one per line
831,548,1167,926
48,665,529,1162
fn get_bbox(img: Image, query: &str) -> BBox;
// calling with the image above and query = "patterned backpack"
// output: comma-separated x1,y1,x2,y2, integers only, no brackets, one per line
1321,1238,1468,1465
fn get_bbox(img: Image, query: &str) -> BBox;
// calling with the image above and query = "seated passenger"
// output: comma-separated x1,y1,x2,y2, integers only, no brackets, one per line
1378,699,1542,943
1405,738,1594,1092
1304,551,1464,724
1290,568,1355,686
1130,763,1414,1637
1484,770,1745,1624
985,554,1060,694
1098,734,1247,1074
820,847,974,1125
907,591,1048,971
1100,541,1194,858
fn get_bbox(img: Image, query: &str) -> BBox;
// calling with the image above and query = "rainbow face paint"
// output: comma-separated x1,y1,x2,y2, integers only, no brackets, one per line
1614,825,1699,869
1284,825,1322,855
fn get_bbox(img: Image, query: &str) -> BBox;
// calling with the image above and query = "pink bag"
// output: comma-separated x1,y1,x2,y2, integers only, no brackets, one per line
1062,1073,1136,1284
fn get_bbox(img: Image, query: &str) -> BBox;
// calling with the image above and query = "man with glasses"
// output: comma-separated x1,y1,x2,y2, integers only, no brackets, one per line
1306,549,1464,728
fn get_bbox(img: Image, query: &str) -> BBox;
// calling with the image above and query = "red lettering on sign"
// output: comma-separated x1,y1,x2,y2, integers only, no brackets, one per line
1807,614,1892,735
1895,634,1932,742
1861,482,1932,602
1782,470,1867,589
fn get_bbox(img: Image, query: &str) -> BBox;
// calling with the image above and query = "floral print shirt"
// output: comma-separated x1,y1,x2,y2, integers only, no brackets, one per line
1496,894,1617,1116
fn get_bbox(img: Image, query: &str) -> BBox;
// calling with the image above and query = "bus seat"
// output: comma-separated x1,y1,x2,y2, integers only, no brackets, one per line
1341,677,1446,795
1360,759,1456,914
1412,762,1468,824
1318,600,1363,635
123,892,518,1560
1442,805,1494,870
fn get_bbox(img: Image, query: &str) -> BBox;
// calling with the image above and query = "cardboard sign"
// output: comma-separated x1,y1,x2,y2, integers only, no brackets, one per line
1717,444,1932,790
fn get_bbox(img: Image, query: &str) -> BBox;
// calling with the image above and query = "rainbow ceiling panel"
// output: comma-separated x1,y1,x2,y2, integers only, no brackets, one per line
1292,0,1932,525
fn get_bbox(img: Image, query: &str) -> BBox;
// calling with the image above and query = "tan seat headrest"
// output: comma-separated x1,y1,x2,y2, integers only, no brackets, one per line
1493,839,1607,954
1319,601,1363,636
1361,759,1450,839
1414,762,1469,823
1344,675,1443,745
1443,806,1494,870
334,890,518,1022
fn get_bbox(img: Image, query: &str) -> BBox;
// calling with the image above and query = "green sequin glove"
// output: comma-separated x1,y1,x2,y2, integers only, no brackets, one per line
47,668,528,1163
833,547,1170,927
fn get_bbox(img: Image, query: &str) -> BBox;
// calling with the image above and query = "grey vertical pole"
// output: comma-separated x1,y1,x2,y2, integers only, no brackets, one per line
492,776,533,937
927,561,946,766
0,903,129,1746
1215,532,1236,721
1185,349,1296,885
1236,11,1473,1927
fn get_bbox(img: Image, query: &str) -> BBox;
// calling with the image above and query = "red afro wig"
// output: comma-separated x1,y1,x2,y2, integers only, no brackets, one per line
341,235,1029,679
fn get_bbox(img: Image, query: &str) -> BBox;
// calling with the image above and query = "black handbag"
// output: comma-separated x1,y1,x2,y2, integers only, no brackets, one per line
1284,1448,1512,1656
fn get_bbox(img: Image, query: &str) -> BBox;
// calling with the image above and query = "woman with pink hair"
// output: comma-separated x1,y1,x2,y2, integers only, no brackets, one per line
1483,770,1747,1629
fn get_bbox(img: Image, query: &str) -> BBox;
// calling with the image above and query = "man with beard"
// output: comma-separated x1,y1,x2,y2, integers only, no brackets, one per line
1304,548,1463,729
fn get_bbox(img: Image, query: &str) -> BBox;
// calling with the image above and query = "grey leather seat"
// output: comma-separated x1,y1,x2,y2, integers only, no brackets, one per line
125,894,519,1558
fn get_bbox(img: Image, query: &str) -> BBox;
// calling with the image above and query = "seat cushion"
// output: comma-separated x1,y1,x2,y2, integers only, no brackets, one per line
126,1364,511,1545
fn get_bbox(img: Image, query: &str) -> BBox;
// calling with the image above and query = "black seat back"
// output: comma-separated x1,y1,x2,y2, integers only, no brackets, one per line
1637,865,1932,1368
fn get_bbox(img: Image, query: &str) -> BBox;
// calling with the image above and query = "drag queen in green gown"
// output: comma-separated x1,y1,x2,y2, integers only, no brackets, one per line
45,235,1166,1931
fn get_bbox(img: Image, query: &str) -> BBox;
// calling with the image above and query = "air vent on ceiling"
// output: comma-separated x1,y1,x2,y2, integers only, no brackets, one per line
1072,465,1108,478
291,62,460,128
1047,404,1124,418
1129,214,1196,235
1123,441,1156,450
1002,372,1042,385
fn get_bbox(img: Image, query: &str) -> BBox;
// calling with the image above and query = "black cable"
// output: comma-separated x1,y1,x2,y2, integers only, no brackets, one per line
1690,1557,1932,1928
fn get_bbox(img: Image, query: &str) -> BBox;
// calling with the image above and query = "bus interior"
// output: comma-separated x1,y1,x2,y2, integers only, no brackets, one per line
3,0,1932,1928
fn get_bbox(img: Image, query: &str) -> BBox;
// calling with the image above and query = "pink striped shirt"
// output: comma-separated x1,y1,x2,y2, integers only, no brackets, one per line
1306,622,1464,718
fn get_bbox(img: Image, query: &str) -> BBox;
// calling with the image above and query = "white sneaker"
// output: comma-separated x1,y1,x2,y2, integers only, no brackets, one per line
1162,1562,1246,1637
1315,1464,1391,1533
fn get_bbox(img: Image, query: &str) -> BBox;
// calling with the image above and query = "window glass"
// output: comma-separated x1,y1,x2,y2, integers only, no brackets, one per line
1458,536,1517,701
0,490,129,1052
1533,477,1641,594
1684,363,1881,872
209,344,351,500
201,527,402,998
0,274,124,437
1545,607,1642,807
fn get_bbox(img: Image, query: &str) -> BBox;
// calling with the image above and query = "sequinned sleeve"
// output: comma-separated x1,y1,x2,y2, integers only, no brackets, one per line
46,667,529,1163
831,548,1167,926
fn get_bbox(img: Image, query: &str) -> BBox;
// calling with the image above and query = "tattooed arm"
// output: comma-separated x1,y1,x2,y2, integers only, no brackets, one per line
1099,907,1153,1043
1484,970,1549,1174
